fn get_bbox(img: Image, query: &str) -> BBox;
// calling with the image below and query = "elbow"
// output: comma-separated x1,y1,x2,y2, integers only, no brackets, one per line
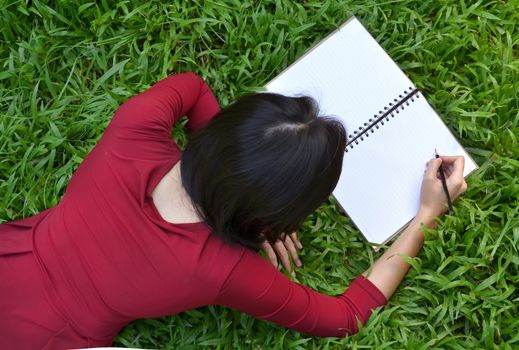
310,324,361,339
333,300,381,338
335,316,363,338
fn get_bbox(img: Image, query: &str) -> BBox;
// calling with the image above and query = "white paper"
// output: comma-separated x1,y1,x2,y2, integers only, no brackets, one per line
333,93,477,243
265,17,478,244
266,18,414,137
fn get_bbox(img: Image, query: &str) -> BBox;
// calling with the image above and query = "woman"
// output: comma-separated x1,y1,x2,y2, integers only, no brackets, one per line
0,72,467,348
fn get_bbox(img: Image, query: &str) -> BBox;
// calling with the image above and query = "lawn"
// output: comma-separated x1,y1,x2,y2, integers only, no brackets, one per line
1,0,518,349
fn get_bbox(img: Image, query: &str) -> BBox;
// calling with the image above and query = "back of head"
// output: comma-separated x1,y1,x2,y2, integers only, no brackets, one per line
181,93,347,250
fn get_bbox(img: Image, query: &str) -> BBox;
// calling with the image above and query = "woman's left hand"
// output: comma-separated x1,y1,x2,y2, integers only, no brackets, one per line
261,232,303,277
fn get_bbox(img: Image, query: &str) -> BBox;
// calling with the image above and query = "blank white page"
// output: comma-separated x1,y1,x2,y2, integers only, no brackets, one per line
332,93,478,244
266,18,414,135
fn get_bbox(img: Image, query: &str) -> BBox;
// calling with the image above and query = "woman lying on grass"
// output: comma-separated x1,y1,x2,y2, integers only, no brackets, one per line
0,73,467,348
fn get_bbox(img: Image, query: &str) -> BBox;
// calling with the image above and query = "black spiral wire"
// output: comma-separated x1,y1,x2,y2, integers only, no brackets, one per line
345,87,420,152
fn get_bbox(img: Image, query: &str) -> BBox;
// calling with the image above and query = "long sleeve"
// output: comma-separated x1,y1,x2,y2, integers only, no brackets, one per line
86,72,221,200
213,249,387,338
108,72,221,137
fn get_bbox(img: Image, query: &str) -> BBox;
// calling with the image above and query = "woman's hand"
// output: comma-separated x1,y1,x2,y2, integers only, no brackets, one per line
419,155,467,218
261,232,303,277
364,155,468,300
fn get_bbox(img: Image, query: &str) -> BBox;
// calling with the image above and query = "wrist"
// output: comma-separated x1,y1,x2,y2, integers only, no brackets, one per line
413,207,440,228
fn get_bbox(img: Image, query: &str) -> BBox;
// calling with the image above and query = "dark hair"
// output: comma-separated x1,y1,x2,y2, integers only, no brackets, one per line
180,93,347,250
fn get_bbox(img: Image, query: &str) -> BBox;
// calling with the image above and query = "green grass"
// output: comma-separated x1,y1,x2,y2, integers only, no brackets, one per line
1,0,518,349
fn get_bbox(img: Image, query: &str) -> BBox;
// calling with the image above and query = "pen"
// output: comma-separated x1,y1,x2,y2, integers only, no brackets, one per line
434,149,453,213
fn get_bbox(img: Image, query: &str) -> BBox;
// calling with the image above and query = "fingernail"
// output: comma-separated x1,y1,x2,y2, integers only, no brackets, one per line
296,240,303,249
296,259,302,267
291,271,296,277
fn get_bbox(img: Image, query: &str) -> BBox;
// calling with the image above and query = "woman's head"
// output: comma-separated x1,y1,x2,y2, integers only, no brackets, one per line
181,93,347,250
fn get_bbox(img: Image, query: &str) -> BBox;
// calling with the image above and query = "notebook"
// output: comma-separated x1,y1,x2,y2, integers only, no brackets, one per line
265,17,478,245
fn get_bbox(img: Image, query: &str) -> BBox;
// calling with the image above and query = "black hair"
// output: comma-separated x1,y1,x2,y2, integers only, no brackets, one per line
180,93,347,250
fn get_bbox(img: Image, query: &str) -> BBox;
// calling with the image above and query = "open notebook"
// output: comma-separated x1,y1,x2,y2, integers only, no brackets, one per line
265,17,478,245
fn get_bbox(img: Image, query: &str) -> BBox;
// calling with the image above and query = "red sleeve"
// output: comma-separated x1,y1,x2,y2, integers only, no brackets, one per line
109,72,221,136
213,249,387,338
83,72,220,201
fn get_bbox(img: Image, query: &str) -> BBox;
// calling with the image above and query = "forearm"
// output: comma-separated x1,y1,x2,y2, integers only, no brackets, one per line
215,248,386,337
110,72,219,133
363,208,437,299
185,78,221,133
363,154,468,300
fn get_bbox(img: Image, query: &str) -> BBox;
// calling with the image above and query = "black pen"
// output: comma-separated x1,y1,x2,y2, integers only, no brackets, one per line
435,149,453,213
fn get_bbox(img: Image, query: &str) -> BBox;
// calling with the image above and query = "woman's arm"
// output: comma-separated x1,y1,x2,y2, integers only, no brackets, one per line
262,156,468,297
364,155,467,299
232,155,467,338
213,247,386,338
109,72,220,135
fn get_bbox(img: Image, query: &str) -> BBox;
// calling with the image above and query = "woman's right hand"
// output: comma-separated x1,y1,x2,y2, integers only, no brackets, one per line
418,155,467,218
364,155,467,300
261,232,303,277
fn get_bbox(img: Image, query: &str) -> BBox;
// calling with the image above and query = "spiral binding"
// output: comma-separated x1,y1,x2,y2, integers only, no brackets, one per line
345,87,420,152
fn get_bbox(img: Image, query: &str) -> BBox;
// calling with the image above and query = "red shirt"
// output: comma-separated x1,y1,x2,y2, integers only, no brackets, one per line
0,73,386,347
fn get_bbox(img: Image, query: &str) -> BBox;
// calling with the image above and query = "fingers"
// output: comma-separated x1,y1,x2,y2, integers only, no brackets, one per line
449,156,465,179
461,180,468,193
444,165,453,178
261,241,278,268
261,231,304,277
438,155,463,163
426,155,465,179
290,231,303,249
437,155,468,197
441,156,465,192
273,240,294,276
425,158,443,180
437,156,463,175
284,234,302,268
